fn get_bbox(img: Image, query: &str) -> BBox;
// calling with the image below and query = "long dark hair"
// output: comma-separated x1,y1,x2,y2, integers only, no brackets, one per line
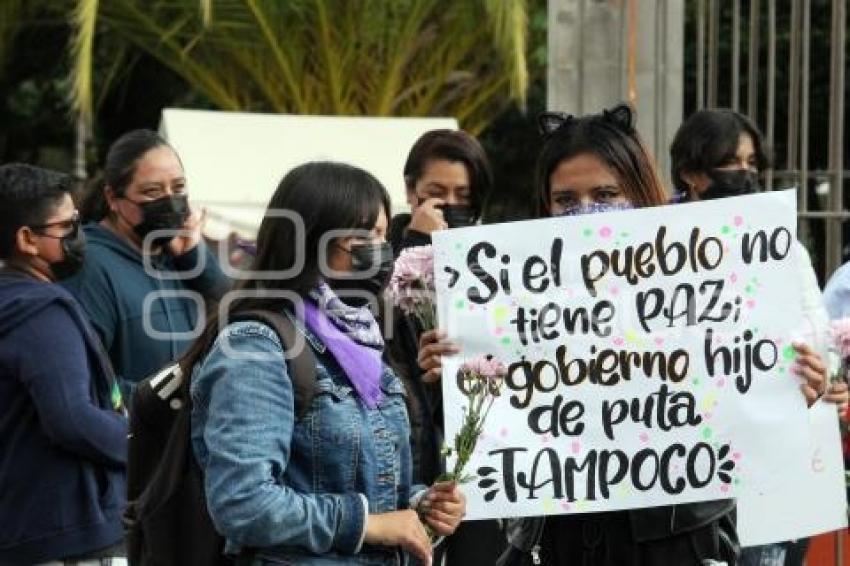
534,104,668,217
80,129,172,221
183,161,391,362
242,160,391,300
669,108,770,198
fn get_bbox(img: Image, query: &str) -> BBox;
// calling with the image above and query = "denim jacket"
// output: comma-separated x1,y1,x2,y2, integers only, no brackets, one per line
190,315,416,565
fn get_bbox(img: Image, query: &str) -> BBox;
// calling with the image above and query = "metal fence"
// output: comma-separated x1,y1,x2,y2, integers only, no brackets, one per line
691,0,846,285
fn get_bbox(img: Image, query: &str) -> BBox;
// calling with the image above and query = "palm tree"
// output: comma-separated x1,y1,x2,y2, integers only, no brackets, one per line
70,0,530,134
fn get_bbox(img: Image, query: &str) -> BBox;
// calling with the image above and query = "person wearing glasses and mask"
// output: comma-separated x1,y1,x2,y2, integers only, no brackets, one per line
389,129,493,256
671,108,850,566
65,129,229,402
0,164,128,565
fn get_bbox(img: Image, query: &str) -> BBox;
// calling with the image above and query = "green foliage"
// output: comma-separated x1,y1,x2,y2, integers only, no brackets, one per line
70,0,531,134
0,2,76,168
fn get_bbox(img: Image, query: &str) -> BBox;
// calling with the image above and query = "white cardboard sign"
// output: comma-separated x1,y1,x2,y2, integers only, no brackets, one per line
434,190,817,520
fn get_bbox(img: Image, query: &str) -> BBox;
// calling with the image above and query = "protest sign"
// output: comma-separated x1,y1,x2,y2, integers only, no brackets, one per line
433,190,815,520
738,400,847,546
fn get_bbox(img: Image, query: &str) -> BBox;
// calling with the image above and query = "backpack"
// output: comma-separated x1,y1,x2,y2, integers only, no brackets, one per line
124,310,317,566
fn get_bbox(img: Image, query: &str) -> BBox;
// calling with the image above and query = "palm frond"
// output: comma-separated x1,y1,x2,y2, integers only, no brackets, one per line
373,0,438,115
199,0,213,28
314,0,344,113
242,0,306,111
70,0,99,126
482,0,529,107
70,0,532,131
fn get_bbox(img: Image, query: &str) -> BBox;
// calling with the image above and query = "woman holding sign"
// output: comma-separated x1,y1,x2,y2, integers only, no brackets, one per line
670,108,848,413
419,104,742,565
422,104,841,565
670,108,850,566
508,105,747,566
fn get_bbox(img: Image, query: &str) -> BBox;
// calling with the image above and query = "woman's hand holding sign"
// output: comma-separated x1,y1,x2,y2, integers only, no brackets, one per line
792,342,850,418
418,330,460,383
793,342,828,407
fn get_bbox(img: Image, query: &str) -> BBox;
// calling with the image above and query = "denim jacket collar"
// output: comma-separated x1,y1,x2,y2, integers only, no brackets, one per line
281,309,327,354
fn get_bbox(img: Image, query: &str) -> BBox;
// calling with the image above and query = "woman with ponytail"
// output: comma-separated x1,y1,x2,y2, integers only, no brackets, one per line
64,129,229,401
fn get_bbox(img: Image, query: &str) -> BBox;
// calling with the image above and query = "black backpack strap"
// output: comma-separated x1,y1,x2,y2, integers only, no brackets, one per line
232,310,317,420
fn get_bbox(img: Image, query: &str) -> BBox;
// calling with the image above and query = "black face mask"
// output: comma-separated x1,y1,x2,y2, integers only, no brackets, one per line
701,169,760,200
438,204,476,228
329,242,395,306
42,222,86,280
130,194,190,247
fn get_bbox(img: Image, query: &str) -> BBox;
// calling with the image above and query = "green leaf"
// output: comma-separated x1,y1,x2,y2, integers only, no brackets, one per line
69,0,531,130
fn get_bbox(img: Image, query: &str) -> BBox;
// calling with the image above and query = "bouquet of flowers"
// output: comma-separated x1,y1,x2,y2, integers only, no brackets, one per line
829,319,850,472
419,354,505,540
388,245,436,330
439,354,506,482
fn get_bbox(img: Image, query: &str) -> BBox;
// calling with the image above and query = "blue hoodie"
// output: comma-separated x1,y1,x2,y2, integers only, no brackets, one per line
0,270,127,564
62,223,229,399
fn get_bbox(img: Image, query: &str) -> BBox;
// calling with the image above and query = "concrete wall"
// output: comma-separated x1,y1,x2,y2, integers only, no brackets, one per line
547,0,684,185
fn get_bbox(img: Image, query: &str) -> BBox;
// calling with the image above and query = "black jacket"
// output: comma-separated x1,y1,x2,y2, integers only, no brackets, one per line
501,500,739,565
388,213,431,258
384,301,443,485
384,213,444,484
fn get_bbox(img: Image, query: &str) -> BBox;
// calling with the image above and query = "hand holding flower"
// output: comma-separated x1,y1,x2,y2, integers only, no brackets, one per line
418,354,504,541
417,329,460,383
419,481,466,536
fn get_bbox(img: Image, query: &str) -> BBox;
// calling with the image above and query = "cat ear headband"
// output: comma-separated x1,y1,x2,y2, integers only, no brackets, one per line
537,103,636,139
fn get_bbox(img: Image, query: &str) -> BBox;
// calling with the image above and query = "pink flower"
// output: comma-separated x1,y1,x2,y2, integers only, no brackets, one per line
390,245,434,289
389,246,436,326
461,355,507,379
444,354,506,485
831,318,850,358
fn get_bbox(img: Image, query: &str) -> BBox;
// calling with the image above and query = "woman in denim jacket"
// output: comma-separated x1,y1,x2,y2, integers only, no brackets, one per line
190,161,466,565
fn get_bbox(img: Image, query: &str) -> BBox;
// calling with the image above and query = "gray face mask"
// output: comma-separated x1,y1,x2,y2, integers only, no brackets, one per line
555,202,635,217
328,242,395,306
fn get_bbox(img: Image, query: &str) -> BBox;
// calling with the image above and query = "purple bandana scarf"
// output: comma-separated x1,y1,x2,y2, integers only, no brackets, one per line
303,284,383,408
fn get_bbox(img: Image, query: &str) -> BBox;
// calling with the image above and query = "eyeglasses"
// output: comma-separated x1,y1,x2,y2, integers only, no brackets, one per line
30,211,81,239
